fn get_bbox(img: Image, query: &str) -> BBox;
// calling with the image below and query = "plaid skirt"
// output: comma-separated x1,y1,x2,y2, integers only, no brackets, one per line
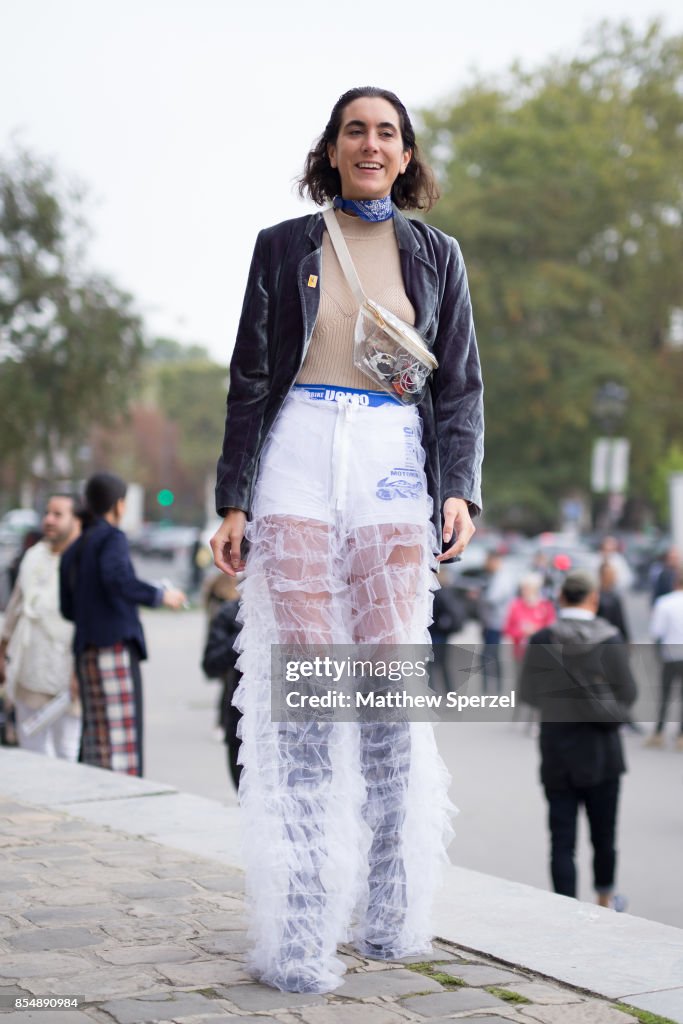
78,643,143,776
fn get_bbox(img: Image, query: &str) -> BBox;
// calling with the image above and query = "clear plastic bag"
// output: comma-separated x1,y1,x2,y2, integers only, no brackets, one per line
354,299,438,405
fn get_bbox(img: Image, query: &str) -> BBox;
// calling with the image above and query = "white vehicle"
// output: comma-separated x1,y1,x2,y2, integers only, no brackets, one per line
0,508,41,533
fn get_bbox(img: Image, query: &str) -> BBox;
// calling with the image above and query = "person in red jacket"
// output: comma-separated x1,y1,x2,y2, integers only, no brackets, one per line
504,573,556,664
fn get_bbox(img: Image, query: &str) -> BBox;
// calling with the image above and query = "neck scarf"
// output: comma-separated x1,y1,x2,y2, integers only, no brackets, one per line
332,195,394,222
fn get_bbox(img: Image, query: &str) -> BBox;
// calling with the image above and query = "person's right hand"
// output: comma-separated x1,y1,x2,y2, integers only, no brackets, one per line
162,587,187,609
210,510,247,576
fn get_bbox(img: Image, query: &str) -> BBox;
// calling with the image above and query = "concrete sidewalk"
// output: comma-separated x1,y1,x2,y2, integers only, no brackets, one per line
1,749,682,1024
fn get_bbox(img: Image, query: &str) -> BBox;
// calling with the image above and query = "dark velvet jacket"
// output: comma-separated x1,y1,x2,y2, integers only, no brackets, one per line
215,208,484,545
60,520,161,660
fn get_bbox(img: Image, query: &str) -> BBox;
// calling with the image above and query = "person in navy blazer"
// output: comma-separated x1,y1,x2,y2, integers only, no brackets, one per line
60,473,185,775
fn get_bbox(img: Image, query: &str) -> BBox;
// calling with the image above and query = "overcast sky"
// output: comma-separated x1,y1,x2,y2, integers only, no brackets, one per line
2,0,682,362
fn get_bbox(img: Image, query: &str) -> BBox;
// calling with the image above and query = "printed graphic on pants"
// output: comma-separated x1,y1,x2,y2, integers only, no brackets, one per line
376,425,423,501
376,469,423,501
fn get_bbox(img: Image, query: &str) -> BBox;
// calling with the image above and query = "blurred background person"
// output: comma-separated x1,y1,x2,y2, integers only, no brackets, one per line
519,569,637,910
647,568,683,750
428,575,466,693
478,551,514,694
6,529,43,592
201,572,243,789
503,572,556,666
598,536,633,594
60,472,186,776
0,495,82,760
651,546,680,604
597,560,630,641
530,550,555,601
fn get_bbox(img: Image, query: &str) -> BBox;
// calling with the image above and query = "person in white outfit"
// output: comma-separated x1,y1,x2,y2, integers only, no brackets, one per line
0,495,82,760
211,87,484,994
597,536,634,594
648,569,683,749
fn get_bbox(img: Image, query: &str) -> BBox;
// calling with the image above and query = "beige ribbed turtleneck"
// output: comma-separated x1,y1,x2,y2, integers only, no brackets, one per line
296,209,415,390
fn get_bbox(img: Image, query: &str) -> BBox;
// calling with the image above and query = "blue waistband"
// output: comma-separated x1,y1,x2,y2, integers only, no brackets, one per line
292,384,401,407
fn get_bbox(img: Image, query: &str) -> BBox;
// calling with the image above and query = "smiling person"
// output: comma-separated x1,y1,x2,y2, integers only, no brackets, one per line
211,87,484,994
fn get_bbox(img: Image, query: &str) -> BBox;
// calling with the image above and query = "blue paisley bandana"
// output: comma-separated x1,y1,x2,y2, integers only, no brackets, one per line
332,195,394,221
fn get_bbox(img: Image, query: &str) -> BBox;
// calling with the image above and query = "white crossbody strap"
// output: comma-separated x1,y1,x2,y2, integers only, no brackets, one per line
322,208,367,307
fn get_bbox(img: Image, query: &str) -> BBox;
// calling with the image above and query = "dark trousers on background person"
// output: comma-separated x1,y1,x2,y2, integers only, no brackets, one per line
544,777,620,898
655,660,683,735
481,627,503,694
429,632,456,693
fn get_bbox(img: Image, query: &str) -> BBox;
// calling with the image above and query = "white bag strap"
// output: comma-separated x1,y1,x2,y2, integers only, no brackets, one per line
322,207,367,306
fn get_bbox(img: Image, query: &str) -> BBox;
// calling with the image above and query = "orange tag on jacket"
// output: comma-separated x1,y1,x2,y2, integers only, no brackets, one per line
307,275,318,288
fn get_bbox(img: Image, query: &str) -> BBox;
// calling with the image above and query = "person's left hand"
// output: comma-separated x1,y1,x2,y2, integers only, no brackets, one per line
436,497,476,562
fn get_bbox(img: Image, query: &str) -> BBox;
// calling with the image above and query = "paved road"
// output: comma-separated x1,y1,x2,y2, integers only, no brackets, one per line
3,541,680,929
3,793,641,1023
138,579,683,931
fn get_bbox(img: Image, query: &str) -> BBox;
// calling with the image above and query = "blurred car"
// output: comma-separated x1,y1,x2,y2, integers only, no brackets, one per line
0,508,41,545
620,533,671,592
127,522,157,553
134,524,199,559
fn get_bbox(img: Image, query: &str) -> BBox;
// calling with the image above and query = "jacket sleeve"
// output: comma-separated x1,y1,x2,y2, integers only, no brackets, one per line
430,237,484,513
517,631,548,707
99,531,162,608
601,639,638,710
543,601,557,629
503,600,522,642
215,230,271,516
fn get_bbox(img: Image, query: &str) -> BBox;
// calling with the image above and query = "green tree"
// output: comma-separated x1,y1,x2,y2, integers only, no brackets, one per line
91,341,228,522
0,149,144,488
420,20,683,529
145,336,212,364
155,355,228,519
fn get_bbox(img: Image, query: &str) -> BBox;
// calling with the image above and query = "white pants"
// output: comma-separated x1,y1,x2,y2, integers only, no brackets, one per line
14,699,82,762
235,387,455,993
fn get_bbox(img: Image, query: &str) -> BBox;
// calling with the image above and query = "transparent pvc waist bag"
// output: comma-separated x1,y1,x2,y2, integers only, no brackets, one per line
354,298,438,405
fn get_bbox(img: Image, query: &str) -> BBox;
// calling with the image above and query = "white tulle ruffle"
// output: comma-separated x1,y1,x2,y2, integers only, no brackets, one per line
232,393,456,993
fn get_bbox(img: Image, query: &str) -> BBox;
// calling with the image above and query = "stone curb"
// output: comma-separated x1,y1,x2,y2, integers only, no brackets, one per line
1,747,682,1022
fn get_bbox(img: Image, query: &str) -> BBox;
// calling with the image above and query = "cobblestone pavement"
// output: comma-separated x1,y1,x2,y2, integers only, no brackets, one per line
0,799,669,1024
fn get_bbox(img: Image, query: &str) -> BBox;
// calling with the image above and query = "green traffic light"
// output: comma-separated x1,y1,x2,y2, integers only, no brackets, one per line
157,489,175,507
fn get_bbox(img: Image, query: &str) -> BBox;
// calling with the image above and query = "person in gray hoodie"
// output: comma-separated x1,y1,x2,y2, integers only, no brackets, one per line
518,569,637,909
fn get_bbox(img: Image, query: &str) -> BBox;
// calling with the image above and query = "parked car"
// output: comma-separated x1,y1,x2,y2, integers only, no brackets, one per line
0,508,41,545
131,523,199,560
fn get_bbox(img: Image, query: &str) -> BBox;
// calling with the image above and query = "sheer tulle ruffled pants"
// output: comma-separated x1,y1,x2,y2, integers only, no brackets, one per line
233,389,455,993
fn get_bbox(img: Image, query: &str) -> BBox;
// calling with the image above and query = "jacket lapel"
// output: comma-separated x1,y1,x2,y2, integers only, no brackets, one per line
297,214,324,352
393,209,439,337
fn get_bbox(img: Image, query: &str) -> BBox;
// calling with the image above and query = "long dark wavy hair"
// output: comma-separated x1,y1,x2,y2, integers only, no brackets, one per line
298,87,439,212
